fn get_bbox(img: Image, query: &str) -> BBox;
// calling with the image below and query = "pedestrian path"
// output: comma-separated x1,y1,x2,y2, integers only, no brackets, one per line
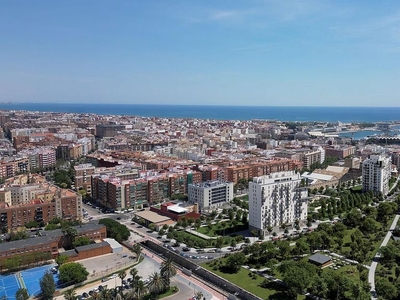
368,214,400,300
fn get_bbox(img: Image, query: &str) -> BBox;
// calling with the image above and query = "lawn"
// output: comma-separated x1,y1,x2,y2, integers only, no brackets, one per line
324,264,361,284
201,262,304,300
143,286,179,299
173,230,210,245
197,221,245,237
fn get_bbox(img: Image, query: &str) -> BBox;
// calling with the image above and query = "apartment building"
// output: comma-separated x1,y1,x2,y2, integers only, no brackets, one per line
74,163,96,193
302,147,325,169
92,169,202,210
392,151,400,171
0,175,82,231
188,180,234,210
0,189,82,231
249,171,308,235
362,154,391,196
224,159,302,183
325,145,356,159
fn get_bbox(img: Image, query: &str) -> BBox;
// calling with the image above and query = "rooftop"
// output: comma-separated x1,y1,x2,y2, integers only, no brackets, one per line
308,253,332,265
134,210,171,223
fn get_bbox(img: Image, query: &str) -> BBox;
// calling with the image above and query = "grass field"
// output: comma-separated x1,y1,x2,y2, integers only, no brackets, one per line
197,221,245,237
201,262,305,300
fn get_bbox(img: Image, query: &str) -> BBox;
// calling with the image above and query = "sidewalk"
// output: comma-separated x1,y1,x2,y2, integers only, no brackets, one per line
185,229,217,240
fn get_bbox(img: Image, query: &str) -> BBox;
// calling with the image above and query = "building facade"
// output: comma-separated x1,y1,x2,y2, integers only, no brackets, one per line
362,154,391,196
249,171,308,235
188,180,234,211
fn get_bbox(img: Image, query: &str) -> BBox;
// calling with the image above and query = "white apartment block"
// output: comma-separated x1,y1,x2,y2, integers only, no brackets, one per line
249,171,308,234
362,154,391,196
8,185,39,205
303,146,325,169
188,180,234,211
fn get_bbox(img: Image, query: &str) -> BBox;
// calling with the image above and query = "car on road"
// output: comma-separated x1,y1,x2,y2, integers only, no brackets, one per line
182,247,190,252
137,225,143,228
82,292,89,298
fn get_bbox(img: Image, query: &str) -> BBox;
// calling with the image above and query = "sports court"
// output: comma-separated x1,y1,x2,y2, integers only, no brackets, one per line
0,264,59,299
0,274,20,300
20,264,60,296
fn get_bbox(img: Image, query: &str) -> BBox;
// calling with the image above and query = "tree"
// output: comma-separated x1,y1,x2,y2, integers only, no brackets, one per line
55,254,69,266
15,288,29,300
195,291,204,300
379,244,399,262
118,270,127,289
376,277,397,300
39,271,56,300
131,243,141,257
160,258,177,288
230,239,237,248
224,252,246,273
98,218,130,242
147,272,166,295
59,262,89,284
215,237,223,249
73,236,91,247
134,280,147,300
377,202,396,225
148,223,156,232
63,288,77,300
344,208,362,227
61,225,78,249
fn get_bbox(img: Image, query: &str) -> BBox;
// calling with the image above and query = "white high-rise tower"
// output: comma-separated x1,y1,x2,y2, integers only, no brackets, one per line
362,154,391,196
249,171,308,235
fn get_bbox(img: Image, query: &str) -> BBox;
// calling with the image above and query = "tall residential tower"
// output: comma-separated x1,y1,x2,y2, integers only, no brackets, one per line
249,171,308,235
362,154,391,196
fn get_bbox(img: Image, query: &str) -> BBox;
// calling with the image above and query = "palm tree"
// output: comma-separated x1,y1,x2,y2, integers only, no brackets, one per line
195,291,204,300
91,291,101,300
62,289,76,300
160,258,177,288
99,287,113,300
131,243,141,258
146,272,166,295
114,293,123,300
135,280,148,300
118,270,127,288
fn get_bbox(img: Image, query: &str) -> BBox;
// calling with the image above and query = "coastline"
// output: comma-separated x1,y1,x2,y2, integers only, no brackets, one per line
1,103,400,123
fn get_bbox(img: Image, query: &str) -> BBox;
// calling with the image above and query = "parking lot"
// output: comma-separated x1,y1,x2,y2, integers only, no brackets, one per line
79,251,135,280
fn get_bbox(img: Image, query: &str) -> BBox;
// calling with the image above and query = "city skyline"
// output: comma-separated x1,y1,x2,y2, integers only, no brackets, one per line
1,1,400,107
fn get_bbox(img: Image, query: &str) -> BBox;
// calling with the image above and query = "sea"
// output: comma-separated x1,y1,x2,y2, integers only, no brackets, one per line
0,103,400,123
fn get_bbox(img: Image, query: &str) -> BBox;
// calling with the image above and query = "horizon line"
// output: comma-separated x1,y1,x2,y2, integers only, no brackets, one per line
1,102,400,108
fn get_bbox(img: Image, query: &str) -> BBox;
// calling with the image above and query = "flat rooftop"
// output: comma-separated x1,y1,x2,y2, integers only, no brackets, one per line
135,210,171,223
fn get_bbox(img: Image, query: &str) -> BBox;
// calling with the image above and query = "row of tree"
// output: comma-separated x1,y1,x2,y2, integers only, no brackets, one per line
99,218,130,243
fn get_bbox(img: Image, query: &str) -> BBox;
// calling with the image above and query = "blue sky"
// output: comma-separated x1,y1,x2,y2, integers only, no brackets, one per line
1,1,400,106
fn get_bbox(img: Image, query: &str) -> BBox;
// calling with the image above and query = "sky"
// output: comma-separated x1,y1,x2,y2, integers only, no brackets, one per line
1,1,400,107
